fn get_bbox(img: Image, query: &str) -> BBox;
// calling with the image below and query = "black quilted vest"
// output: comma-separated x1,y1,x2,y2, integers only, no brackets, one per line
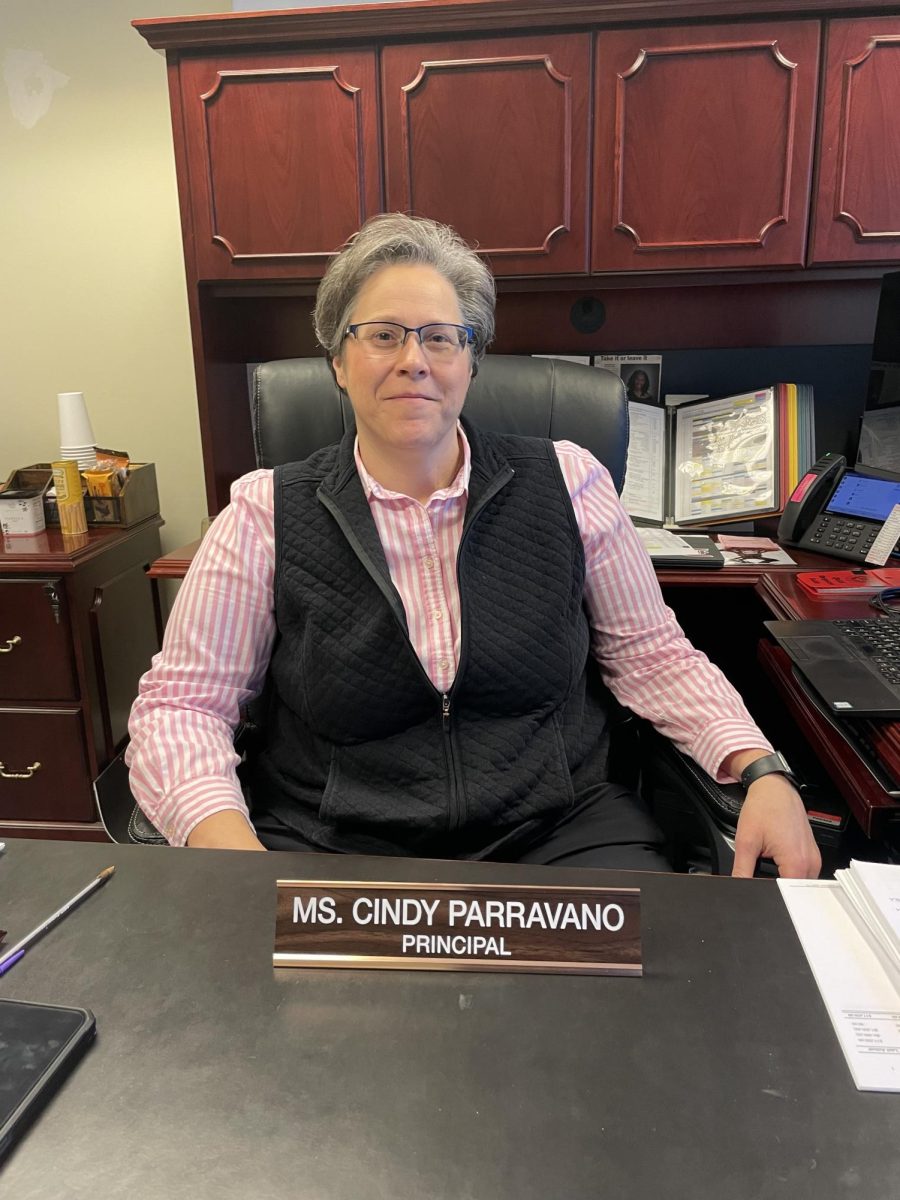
249,419,612,857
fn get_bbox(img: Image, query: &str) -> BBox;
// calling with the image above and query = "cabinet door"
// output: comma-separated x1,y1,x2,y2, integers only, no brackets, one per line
0,578,76,702
810,18,900,266
177,49,381,280
592,22,819,272
382,35,591,276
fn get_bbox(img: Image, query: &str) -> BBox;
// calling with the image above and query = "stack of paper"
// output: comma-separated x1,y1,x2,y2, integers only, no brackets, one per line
778,861,900,1092
836,860,900,974
623,384,815,528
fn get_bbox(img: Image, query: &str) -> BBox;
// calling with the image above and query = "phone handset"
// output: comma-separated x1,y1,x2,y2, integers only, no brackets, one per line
777,452,846,544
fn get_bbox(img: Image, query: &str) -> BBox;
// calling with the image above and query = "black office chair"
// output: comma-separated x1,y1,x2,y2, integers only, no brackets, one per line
97,354,745,871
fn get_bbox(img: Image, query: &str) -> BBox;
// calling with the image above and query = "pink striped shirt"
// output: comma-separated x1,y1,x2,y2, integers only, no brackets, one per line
127,430,771,845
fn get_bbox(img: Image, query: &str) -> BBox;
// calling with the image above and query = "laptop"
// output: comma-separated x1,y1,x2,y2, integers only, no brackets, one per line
765,618,900,717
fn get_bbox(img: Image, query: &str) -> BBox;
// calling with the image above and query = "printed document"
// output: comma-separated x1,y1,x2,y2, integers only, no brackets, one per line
621,402,666,523
779,870,900,1092
672,390,777,525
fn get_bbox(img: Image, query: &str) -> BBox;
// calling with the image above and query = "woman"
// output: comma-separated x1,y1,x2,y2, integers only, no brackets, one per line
127,214,819,878
626,369,654,404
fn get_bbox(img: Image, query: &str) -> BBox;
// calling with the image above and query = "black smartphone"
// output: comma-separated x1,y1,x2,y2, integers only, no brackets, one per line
0,998,96,1160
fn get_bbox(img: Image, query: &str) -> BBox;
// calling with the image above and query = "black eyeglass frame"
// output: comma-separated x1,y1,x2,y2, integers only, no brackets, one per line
343,321,475,353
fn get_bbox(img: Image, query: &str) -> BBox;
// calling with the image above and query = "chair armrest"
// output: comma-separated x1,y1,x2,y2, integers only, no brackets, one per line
94,754,166,846
638,724,743,875
147,540,201,581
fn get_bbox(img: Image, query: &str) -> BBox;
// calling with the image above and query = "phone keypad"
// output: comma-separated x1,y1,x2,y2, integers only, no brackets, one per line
807,515,880,559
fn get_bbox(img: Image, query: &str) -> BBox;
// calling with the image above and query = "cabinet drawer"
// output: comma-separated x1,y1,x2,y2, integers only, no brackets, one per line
0,709,93,821
0,579,77,701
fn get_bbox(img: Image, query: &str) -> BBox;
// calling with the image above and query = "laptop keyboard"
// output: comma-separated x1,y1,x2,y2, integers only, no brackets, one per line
834,618,900,685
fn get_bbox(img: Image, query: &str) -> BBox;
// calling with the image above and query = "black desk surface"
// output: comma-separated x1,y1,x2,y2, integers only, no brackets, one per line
1,839,897,1199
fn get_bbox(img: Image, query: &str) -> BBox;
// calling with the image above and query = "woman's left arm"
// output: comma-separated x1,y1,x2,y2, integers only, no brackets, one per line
556,442,768,773
555,442,819,878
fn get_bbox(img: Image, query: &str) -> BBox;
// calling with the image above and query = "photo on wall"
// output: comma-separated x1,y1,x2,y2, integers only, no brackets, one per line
596,354,663,405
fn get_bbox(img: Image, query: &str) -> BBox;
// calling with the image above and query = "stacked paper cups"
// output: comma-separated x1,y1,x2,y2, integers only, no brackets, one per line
57,392,97,470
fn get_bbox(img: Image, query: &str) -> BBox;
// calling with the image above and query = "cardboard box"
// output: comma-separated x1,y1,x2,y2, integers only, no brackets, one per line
34,462,160,527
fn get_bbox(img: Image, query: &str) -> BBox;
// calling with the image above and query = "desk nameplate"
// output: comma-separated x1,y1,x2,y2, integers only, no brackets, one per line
275,880,641,975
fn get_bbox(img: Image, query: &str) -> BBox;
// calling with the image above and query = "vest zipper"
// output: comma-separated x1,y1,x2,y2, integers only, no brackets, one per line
441,463,515,834
441,692,462,831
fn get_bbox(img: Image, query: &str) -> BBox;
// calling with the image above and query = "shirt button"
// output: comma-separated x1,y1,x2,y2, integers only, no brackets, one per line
424,557,435,569
438,659,450,671
433,610,443,622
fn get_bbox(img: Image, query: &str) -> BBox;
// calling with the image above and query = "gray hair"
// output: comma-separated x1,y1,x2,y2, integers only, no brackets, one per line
313,213,496,370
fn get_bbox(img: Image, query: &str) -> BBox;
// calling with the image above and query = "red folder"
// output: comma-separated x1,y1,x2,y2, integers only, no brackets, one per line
796,569,900,598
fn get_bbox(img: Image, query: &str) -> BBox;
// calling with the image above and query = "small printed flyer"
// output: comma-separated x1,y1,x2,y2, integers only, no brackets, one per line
595,354,663,405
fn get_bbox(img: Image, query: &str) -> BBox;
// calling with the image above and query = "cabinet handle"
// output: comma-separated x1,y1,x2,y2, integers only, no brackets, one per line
0,760,41,780
43,582,61,625
0,636,22,653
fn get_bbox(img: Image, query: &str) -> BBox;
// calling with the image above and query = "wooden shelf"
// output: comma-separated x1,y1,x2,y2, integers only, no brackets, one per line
134,0,900,51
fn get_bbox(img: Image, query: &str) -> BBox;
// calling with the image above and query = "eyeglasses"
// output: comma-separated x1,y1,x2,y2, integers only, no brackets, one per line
344,321,474,358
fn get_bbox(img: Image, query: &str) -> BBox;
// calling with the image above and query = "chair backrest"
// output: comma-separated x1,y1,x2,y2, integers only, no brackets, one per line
252,355,629,491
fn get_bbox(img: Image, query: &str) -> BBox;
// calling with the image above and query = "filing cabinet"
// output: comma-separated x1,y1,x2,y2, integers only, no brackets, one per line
0,520,162,839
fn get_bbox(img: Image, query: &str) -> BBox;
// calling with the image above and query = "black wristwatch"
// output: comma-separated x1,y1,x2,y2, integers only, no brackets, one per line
740,751,797,791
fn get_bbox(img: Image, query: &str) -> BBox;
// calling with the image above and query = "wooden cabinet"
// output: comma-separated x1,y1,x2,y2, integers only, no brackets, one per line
592,21,820,272
134,0,900,517
382,34,591,276
176,48,380,280
810,16,900,265
0,522,162,839
140,3,900,285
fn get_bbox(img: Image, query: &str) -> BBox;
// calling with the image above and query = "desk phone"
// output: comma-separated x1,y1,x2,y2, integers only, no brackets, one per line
778,453,900,564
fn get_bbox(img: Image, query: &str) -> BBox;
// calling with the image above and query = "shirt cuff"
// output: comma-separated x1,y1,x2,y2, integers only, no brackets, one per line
689,721,775,785
137,776,252,847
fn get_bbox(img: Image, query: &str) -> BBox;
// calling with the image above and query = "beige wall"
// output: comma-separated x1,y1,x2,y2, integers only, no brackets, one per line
1,1,224,553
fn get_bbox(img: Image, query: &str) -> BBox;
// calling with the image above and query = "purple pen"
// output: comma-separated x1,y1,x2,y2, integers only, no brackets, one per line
0,949,24,977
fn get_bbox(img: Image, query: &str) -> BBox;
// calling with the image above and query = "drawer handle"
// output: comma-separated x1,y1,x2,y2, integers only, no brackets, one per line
0,636,22,654
0,760,41,780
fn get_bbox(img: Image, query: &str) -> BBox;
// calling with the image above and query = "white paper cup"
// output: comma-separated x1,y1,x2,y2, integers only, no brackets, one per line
58,392,96,450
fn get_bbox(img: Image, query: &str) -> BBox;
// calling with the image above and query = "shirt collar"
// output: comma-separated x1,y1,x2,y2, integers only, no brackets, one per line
354,421,471,503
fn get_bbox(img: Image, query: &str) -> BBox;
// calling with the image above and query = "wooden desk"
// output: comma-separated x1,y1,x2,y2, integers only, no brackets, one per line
147,540,900,847
149,540,832,586
656,560,900,845
1,837,898,1198
757,572,900,841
